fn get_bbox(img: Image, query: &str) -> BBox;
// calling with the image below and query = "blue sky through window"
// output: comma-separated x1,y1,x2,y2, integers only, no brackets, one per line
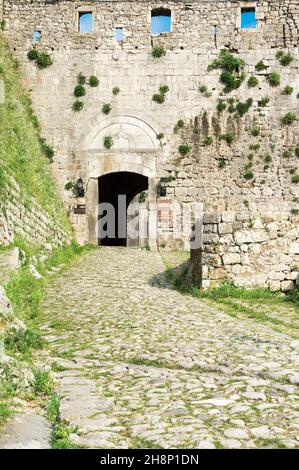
115,28,124,41
151,16,171,35
79,12,93,33
241,10,257,29
32,31,41,43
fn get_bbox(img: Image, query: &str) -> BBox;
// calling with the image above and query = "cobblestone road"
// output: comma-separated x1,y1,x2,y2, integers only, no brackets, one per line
41,247,299,449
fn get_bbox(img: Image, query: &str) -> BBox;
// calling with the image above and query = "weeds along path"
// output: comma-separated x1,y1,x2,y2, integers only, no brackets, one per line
40,247,299,449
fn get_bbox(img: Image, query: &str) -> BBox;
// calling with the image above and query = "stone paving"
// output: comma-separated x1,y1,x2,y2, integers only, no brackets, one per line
41,247,299,449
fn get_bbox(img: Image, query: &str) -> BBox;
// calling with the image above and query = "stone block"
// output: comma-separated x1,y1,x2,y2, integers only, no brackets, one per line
219,223,233,234
203,214,221,224
281,280,295,292
221,211,235,223
222,253,241,265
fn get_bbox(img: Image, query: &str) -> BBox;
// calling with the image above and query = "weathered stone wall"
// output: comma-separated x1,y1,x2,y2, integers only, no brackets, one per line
0,170,70,248
2,0,299,288
201,212,299,291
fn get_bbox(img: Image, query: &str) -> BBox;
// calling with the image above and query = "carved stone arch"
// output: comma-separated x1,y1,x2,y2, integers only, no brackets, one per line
76,111,164,179
76,112,163,245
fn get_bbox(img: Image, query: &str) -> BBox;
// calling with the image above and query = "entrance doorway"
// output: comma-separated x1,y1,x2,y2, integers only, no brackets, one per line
98,172,149,246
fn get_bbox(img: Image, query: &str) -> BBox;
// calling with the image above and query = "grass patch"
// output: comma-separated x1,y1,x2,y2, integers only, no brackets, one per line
0,34,70,231
255,437,287,449
47,394,80,448
0,402,13,427
130,437,163,449
33,369,54,398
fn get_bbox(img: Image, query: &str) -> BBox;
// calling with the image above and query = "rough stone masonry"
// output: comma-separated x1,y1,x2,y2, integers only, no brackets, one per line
1,0,299,290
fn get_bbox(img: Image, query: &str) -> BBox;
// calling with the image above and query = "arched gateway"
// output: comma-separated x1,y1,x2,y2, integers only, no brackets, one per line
75,112,163,246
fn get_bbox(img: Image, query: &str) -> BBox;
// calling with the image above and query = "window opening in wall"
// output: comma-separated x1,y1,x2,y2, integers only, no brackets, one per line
32,31,42,44
241,7,257,29
78,12,93,33
115,28,124,42
151,8,171,35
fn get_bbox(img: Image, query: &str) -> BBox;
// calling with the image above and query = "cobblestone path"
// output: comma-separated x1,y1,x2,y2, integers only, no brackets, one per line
41,247,299,449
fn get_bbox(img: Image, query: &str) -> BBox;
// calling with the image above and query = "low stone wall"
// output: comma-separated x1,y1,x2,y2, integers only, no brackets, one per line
199,211,299,291
0,173,70,248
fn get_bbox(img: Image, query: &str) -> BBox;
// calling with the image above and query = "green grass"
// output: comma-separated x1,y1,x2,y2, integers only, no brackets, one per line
0,33,70,232
6,240,92,324
162,253,299,336
0,402,13,427
0,242,93,435
33,369,54,398
46,394,81,448
255,437,287,449
130,437,163,449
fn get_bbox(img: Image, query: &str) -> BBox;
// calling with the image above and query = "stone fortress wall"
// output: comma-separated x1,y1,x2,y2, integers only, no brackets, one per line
0,170,70,249
1,0,299,289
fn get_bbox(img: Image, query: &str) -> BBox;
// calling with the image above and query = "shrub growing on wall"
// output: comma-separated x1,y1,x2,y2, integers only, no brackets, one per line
89,75,99,87
74,85,86,97
152,46,166,58
235,98,253,117
248,76,258,88
27,49,53,69
258,96,270,107
276,51,293,66
268,72,280,87
220,133,233,144
104,136,113,149
255,60,267,71
40,138,54,163
208,49,246,93
102,103,112,114
281,112,297,125
178,144,191,155
77,73,86,84
283,85,294,95
72,100,84,112
112,86,120,95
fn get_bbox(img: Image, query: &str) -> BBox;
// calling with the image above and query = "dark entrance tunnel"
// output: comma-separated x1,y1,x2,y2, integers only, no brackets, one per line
98,171,149,246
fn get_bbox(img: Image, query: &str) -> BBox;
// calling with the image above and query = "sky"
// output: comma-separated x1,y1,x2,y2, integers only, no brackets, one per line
78,12,256,36
241,11,257,29
79,12,93,33
151,16,171,35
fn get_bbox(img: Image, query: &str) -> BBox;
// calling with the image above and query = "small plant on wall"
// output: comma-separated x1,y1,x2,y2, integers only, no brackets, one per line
178,144,191,155
74,84,86,97
283,85,293,95
104,135,113,149
267,71,280,87
39,138,54,163
281,112,297,125
203,136,213,146
199,84,212,97
220,133,233,144
235,98,253,117
255,60,267,71
174,120,184,133
208,49,246,93
28,49,53,69
152,85,169,104
258,96,270,107
152,46,166,58
102,103,112,114
89,75,99,87
73,100,84,112
65,181,74,191
247,76,258,88
276,51,293,66
244,171,254,180
112,86,120,95
78,73,86,84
